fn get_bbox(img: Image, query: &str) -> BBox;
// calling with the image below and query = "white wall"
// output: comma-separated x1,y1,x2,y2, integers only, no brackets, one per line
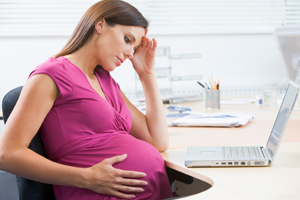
0,33,288,103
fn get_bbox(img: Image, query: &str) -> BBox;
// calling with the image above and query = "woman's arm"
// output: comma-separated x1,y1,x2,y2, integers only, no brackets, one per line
0,74,147,199
124,36,169,152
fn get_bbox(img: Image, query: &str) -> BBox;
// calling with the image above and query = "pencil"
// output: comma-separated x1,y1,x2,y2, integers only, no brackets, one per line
211,76,216,90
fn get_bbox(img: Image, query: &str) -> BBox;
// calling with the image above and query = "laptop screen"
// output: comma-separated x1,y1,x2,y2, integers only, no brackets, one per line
266,81,299,162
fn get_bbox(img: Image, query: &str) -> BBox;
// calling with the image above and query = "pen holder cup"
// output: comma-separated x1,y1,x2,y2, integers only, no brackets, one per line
205,89,220,109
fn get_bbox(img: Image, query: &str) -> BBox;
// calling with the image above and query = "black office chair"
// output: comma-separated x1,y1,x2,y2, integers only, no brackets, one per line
2,86,55,200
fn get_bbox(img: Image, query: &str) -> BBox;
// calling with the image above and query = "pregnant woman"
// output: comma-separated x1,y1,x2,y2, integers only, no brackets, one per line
0,0,173,199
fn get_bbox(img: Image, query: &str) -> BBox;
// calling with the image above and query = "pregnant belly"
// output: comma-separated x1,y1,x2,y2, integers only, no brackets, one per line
54,132,172,200
59,131,165,174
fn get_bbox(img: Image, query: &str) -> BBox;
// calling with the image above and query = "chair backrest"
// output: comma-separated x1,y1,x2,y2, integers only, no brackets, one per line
2,86,55,200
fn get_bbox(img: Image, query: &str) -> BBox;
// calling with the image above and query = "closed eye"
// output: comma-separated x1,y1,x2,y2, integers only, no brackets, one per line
124,36,131,43
133,46,139,54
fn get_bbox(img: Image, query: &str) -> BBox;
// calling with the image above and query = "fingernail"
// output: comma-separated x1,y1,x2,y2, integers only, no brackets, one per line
129,195,136,199
143,181,148,185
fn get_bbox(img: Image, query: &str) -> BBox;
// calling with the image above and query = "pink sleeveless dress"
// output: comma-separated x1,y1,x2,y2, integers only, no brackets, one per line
29,57,172,200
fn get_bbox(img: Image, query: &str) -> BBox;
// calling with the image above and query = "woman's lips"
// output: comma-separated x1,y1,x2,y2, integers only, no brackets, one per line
117,57,123,66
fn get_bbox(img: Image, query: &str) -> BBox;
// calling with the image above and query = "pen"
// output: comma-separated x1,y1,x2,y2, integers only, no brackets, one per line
205,82,211,90
166,105,192,112
197,81,205,89
208,79,213,90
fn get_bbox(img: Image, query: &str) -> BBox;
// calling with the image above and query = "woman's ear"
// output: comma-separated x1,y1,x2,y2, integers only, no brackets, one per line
95,19,105,34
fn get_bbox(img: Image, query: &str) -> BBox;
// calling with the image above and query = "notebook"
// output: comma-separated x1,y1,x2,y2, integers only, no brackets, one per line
185,81,299,167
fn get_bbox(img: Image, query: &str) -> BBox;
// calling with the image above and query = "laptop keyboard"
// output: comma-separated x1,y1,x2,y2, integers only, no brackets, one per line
224,146,262,159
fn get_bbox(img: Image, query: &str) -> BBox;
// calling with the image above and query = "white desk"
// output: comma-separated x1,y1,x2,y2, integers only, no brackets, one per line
162,99,300,199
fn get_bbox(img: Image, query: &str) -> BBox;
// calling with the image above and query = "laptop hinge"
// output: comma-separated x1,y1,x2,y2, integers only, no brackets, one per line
261,147,271,163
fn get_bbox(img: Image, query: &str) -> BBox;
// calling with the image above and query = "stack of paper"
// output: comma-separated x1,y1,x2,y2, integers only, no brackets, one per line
169,112,253,127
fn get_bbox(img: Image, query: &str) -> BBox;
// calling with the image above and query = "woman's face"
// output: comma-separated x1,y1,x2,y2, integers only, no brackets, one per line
95,21,146,71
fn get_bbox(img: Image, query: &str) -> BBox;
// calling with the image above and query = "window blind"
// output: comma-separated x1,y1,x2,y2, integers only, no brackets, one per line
285,0,300,25
0,0,97,36
0,0,298,36
142,0,285,34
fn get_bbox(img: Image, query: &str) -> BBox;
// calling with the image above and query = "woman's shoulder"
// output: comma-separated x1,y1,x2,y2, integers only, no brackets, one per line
34,57,67,73
29,57,73,81
29,57,73,101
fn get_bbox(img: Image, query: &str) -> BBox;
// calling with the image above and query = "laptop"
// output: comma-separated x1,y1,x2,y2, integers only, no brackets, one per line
185,81,299,167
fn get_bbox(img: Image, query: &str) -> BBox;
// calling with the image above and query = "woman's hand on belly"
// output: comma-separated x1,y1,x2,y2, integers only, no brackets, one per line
82,154,148,199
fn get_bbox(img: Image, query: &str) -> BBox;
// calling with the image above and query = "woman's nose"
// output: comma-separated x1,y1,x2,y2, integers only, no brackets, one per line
125,50,134,59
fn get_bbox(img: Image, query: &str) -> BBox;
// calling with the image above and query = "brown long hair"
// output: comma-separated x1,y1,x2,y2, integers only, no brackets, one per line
54,0,148,58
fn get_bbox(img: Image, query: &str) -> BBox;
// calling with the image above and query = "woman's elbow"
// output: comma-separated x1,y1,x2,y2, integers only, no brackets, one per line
0,143,15,171
156,140,169,152
0,148,8,170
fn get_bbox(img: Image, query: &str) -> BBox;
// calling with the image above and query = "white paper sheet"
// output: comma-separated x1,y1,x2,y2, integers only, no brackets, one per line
169,112,253,127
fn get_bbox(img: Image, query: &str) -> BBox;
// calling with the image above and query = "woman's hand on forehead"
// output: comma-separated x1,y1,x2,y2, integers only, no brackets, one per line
130,35,157,76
